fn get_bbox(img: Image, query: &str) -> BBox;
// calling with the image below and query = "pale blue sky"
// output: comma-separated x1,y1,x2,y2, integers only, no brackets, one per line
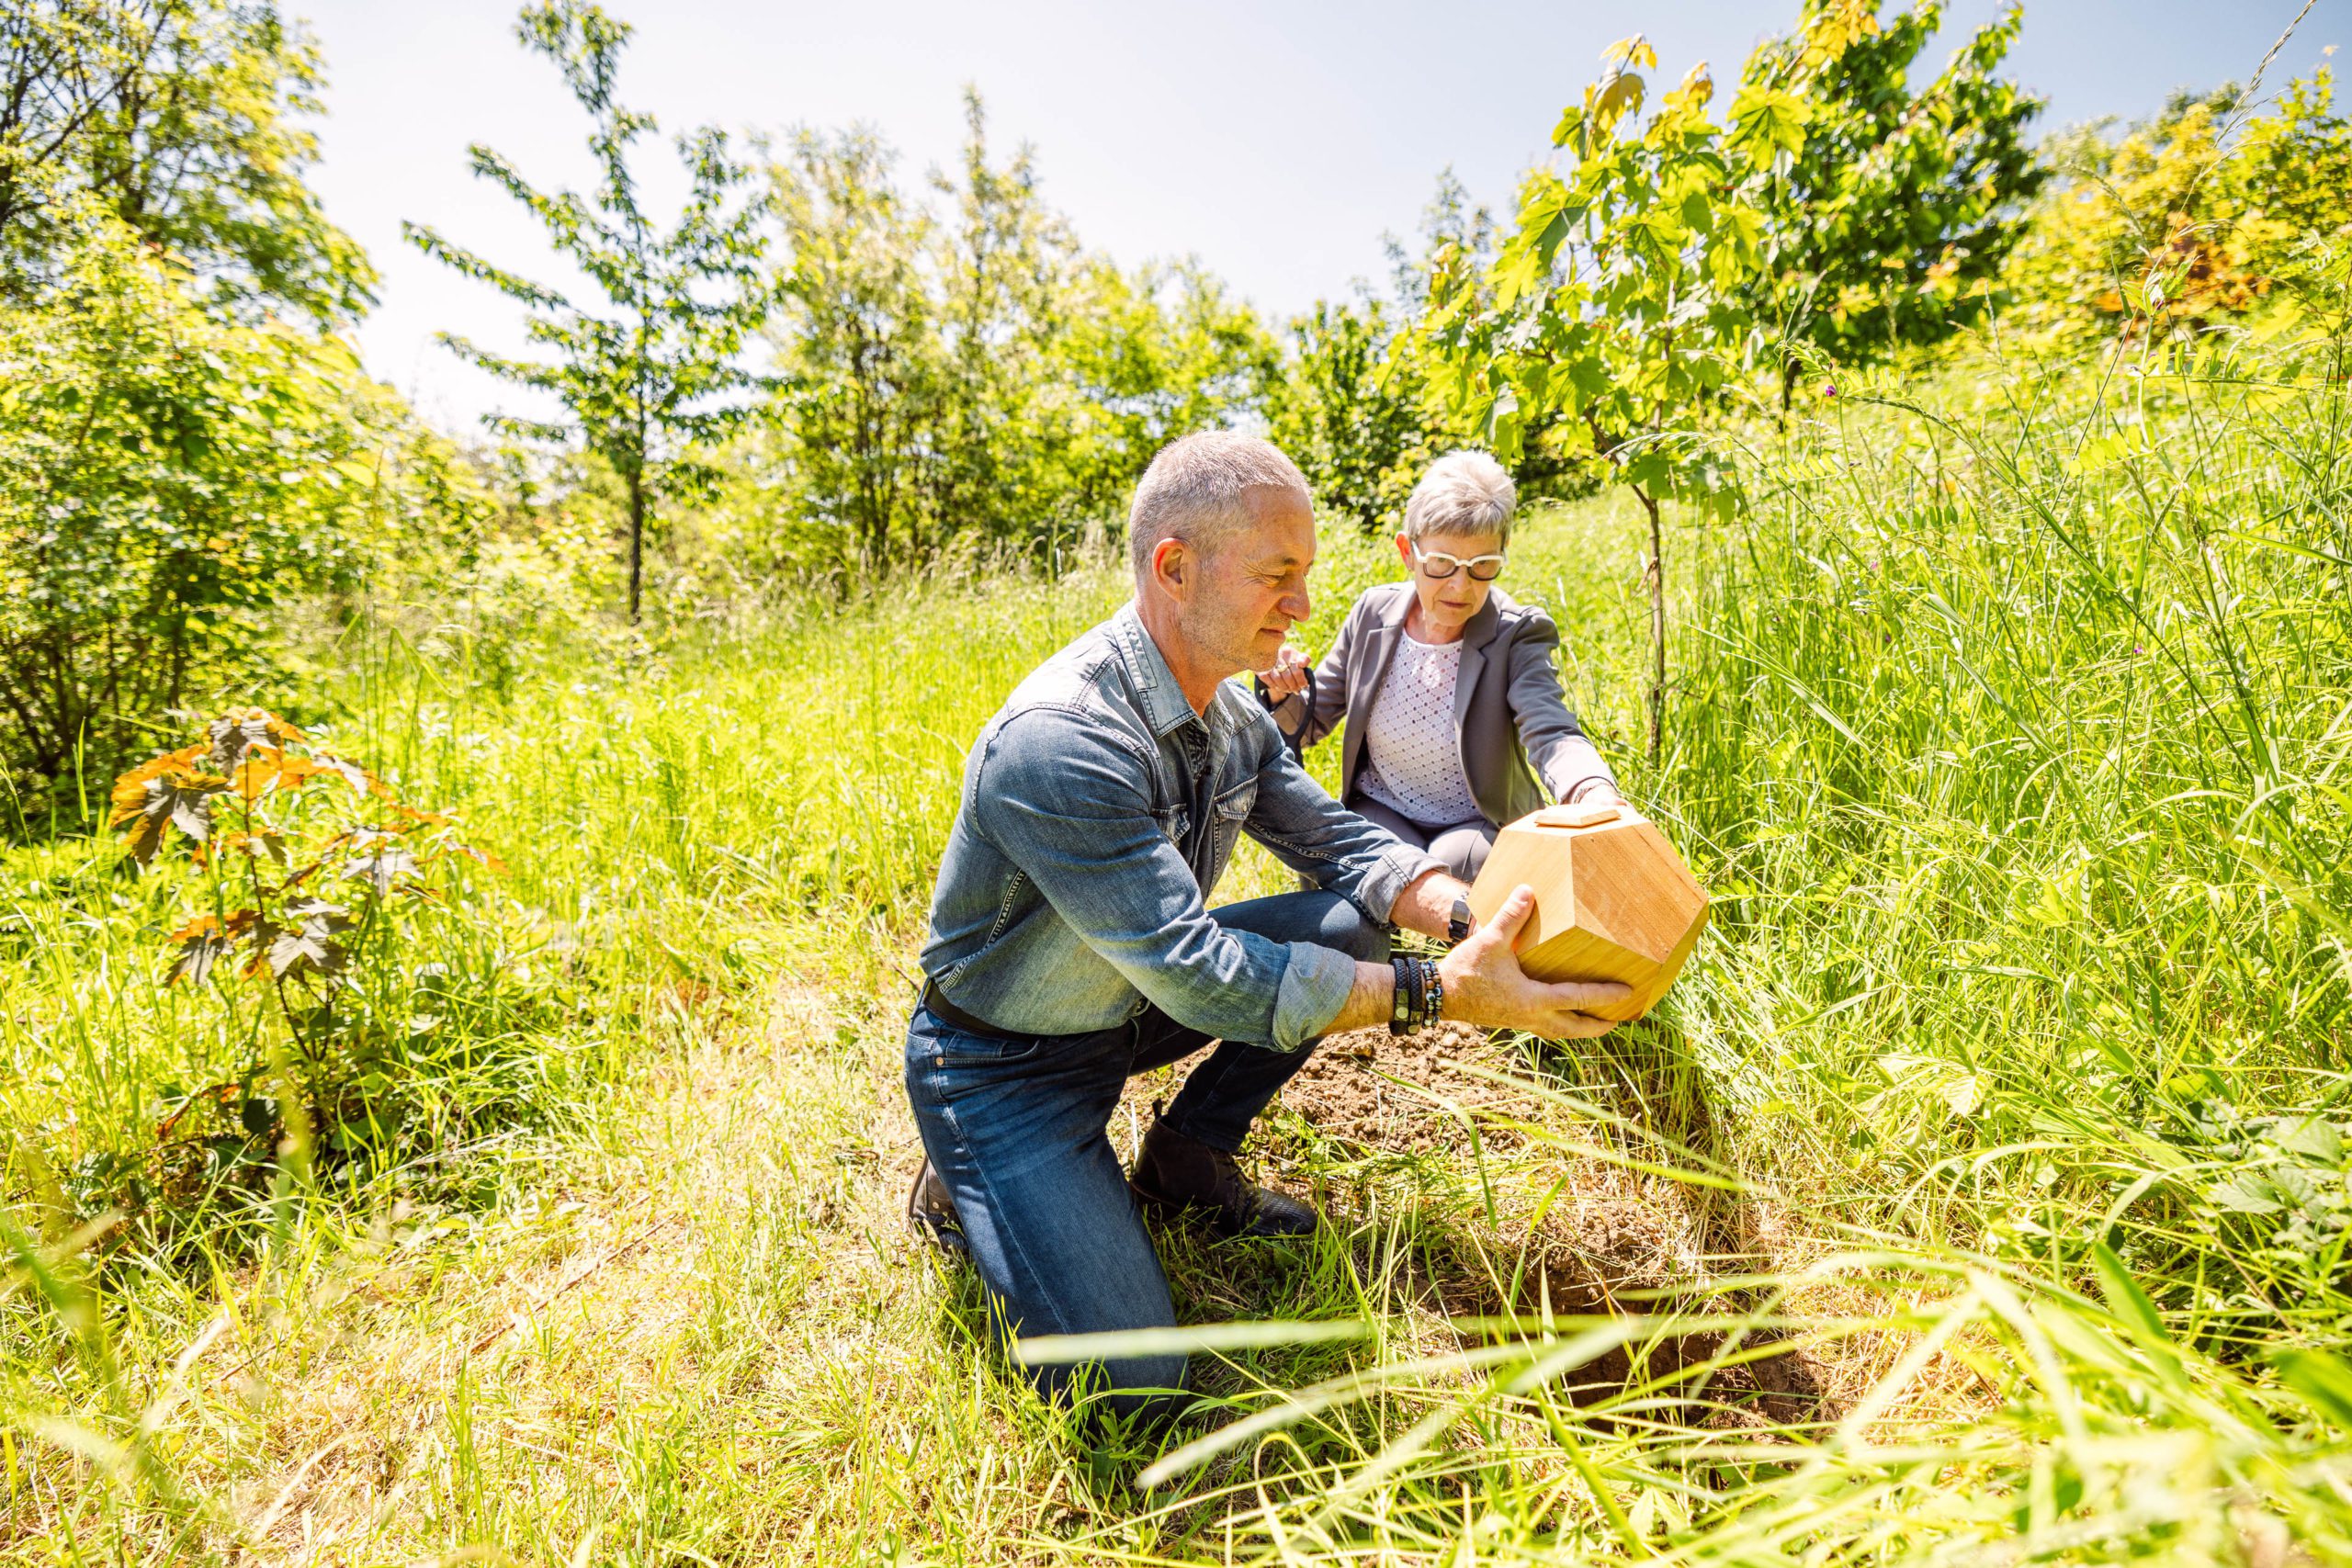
292,0,2347,434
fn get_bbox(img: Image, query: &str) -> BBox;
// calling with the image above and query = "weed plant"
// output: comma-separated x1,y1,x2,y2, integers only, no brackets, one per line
5,321,2351,1562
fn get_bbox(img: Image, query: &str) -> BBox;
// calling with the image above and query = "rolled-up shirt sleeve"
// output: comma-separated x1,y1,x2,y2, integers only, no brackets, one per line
968,710,1358,1049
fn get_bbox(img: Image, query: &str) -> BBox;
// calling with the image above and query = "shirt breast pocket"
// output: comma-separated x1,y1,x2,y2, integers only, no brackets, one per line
1209,780,1256,873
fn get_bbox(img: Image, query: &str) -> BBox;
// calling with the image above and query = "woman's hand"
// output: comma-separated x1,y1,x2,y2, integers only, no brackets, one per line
1438,885,1628,1039
1260,644,1312,699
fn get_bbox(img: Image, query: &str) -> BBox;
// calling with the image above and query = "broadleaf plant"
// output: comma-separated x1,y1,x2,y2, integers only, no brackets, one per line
403,0,776,624
1417,2,2040,761
1418,33,1772,762
107,706,501,1210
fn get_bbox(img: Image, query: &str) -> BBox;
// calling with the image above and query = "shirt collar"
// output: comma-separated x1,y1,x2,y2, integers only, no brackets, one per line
1111,602,1210,739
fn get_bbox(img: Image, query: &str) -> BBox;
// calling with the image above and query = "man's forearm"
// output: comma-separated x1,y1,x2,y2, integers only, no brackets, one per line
1324,871,1470,1032
1326,960,1398,1035
1389,866,1470,941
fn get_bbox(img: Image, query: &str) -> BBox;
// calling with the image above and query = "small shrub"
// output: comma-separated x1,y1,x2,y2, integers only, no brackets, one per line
96,705,504,1236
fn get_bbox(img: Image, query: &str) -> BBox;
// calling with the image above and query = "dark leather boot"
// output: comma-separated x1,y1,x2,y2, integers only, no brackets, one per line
1130,1117,1318,1239
907,1158,968,1259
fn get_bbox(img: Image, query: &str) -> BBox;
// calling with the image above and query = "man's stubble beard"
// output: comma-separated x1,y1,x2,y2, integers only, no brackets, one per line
1176,593,1267,682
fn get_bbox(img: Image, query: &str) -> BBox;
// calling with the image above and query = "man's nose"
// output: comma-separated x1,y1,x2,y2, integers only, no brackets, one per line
1281,585,1311,622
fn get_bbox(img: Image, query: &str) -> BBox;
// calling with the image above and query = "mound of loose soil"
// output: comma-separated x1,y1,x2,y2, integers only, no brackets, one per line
1280,1021,1546,1154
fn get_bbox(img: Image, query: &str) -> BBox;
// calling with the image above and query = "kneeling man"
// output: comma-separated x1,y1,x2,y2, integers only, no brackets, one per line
905,432,1627,1416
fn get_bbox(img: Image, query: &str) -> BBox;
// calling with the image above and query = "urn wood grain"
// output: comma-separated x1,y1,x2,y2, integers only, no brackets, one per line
1464,802,1709,1022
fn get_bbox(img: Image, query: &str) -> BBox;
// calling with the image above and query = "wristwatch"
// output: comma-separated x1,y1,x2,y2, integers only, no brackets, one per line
1447,894,1473,946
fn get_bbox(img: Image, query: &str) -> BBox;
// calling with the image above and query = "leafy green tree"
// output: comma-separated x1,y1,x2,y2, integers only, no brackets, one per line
1419,35,1784,760
0,203,463,821
764,123,941,565
1743,0,2045,409
1261,293,1423,535
0,0,375,325
917,90,1071,555
404,0,775,625
1419,4,2041,760
1035,255,1274,537
758,97,1272,576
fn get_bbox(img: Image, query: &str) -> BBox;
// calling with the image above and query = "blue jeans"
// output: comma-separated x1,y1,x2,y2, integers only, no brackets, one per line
904,889,1390,1418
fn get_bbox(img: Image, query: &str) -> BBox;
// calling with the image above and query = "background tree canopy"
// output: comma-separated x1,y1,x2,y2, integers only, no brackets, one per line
0,0,376,323
2,0,2348,816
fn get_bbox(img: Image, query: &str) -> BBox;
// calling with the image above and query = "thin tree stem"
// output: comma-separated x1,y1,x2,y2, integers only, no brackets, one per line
1637,483,1666,764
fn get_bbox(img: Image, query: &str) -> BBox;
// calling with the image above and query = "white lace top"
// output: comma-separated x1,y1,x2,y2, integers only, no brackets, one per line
1358,632,1482,826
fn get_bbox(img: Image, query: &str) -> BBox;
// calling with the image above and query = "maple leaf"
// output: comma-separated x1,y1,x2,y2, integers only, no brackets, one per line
228,750,281,804
1800,0,1879,69
1600,33,1658,72
165,909,259,986
267,899,354,980
1592,65,1647,129
1669,60,1715,110
346,845,420,897
226,745,325,804
108,744,208,829
208,708,284,773
114,764,229,866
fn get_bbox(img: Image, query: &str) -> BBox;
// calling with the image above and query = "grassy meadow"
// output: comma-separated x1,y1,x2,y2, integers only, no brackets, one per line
6,327,2352,1563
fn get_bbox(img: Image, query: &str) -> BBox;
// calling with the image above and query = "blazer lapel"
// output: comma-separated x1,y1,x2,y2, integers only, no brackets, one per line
1451,596,1501,733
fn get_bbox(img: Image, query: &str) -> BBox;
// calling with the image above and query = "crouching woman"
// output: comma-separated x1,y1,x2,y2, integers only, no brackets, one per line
1259,451,1621,880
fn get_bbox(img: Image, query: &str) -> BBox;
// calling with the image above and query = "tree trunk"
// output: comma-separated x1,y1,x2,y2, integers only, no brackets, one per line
626,470,645,626
1636,484,1666,764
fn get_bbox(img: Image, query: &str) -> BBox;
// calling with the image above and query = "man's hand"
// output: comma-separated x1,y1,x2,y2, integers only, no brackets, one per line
1259,645,1311,699
1437,884,1627,1039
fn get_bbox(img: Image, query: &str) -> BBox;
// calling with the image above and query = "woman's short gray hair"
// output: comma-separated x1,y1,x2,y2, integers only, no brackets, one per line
1129,431,1311,580
1403,450,1517,547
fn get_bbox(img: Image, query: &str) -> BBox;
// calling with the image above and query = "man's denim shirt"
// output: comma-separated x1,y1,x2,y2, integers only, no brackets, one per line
921,604,1442,1049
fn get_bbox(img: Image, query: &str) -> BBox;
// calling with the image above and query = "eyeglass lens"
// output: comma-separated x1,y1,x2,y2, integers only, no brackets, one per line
1419,550,1505,581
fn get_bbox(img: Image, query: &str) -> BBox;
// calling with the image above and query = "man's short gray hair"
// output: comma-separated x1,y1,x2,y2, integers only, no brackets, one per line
1403,450,1517,547
1129,430,1311,580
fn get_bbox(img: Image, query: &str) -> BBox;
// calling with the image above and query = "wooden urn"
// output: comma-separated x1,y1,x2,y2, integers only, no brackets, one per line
1464,800,1710,1022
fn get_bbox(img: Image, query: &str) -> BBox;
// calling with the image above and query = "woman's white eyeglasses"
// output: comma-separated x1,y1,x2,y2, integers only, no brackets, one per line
1412,545,1507,581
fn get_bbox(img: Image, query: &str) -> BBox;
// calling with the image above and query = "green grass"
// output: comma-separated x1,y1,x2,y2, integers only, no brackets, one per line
6,323,2352,1563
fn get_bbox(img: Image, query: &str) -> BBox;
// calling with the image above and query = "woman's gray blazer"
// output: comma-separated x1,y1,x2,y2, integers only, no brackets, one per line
1264,581,1619,829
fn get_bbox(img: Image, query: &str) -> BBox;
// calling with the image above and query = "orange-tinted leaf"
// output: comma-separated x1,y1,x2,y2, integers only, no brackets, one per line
229,750,282,804
445,840,508,876
114,765,228,865
165,909,256,986
108,745,208,829
208,709,277,772
315,753,391,799
166,914,220,946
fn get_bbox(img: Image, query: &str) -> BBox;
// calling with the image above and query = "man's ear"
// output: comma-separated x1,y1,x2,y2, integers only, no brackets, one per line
1150,536,1191,600
1394,532,1413,568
